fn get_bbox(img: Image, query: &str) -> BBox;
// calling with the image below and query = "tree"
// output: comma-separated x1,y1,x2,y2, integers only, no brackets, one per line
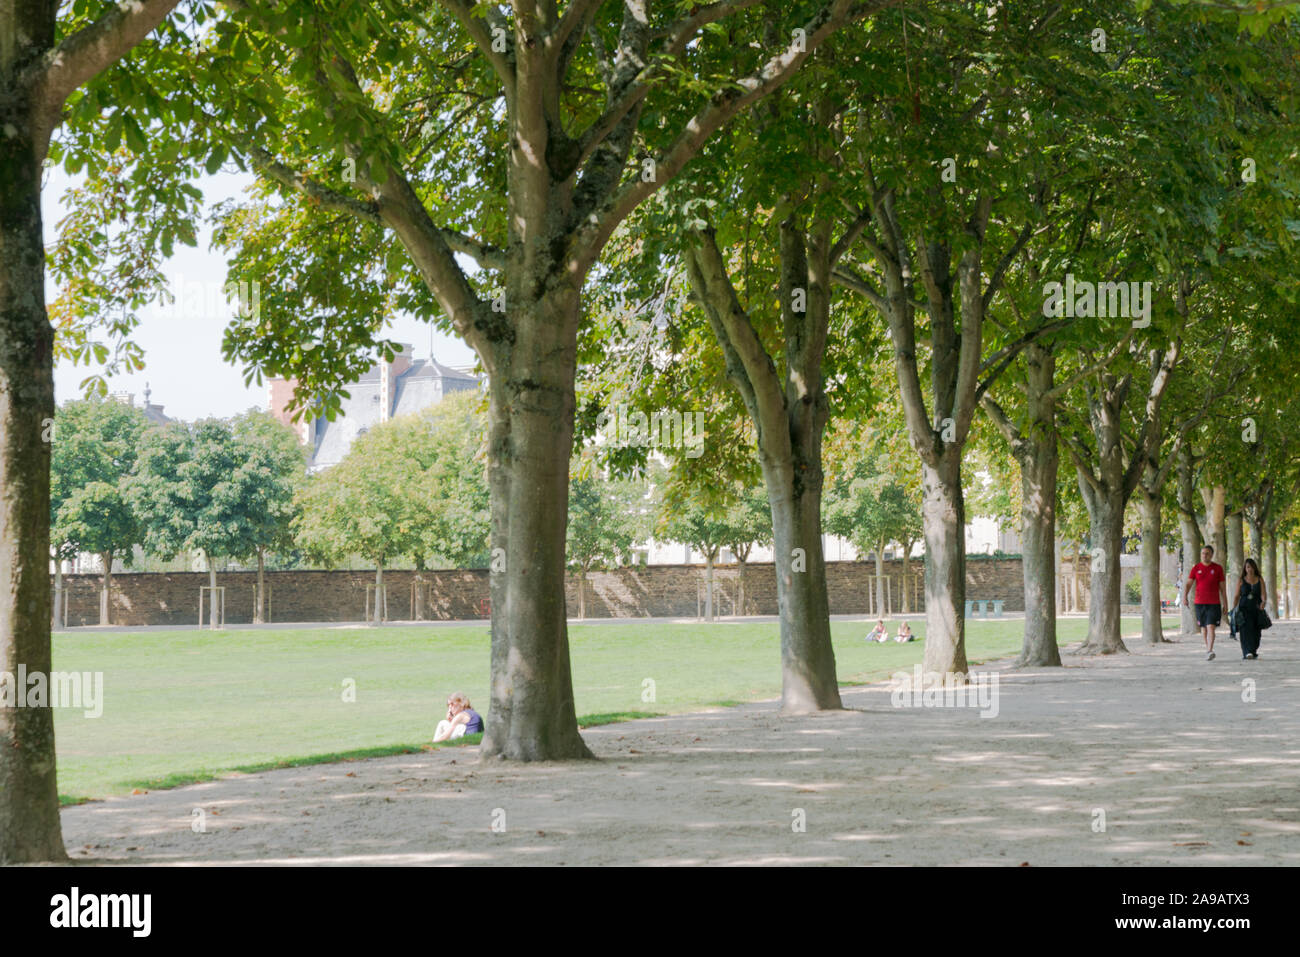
184,0,900,759
721,481,772,617
1,0,184,864
130,417,285,627
49,396,149,626
412,392,491,570
826,475,920,612
656,476,737,623
229,410,307,622
566,458,644,620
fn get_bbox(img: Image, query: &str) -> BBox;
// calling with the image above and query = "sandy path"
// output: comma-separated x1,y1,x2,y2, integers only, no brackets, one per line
59,623,1300,866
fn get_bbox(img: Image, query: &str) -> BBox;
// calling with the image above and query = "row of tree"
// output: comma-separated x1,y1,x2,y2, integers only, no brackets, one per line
5,0,1299,860
53,389,925,627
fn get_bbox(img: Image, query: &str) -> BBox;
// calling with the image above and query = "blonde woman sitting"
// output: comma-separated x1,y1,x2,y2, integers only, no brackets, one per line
434,692,484,742
894,621,914,642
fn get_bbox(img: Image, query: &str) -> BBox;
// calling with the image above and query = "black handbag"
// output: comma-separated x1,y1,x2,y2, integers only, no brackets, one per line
1260,606,1272,630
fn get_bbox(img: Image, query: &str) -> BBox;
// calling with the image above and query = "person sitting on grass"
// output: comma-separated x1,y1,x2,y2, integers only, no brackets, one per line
866,619,888,642
434,692,484,742
894,621,914,642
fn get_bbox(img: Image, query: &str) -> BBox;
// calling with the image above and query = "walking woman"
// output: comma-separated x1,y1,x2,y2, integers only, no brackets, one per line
1233,558,1267,660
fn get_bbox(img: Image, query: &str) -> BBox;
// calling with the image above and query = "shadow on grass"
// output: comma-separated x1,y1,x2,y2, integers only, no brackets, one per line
59,734,486,807
59,712,672,806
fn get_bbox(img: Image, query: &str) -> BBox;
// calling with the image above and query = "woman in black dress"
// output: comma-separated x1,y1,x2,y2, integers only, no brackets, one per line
1233,558,1267,660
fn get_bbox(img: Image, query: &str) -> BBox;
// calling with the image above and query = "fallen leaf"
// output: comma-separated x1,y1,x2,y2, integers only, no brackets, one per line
537,830,546,836
1237,840,1252,846
130,788,147,795
628,748,642,754
345,772,356,777
1019,862,1030,867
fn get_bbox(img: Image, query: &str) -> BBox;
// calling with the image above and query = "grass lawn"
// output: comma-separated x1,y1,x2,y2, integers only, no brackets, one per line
51,615,1174,803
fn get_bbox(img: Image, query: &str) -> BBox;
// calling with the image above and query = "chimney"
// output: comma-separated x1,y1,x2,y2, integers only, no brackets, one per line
267,376,301,431
379,343,414,422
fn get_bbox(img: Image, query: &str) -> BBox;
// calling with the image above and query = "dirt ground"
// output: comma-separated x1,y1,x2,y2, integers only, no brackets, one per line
59,622,1300,866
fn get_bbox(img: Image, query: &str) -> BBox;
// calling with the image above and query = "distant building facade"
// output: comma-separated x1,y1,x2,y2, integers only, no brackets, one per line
267,343,480,470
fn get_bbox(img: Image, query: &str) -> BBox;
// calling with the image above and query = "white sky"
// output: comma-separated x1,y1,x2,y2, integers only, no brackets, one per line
43,167,476,421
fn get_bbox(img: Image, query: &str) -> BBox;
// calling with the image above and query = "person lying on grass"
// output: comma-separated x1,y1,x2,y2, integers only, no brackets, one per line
866,619,888,643
894,621,914,642
434,692,484,742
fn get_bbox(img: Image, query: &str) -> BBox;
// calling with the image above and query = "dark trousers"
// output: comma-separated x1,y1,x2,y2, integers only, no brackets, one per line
1239,609,1262,657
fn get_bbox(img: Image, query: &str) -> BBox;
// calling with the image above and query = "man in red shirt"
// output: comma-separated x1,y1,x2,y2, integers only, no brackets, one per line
1183,545,1228,660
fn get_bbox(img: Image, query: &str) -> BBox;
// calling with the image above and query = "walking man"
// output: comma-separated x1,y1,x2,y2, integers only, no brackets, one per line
1183,545,1228,660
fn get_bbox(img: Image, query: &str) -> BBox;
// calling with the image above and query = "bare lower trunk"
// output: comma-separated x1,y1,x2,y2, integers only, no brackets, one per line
208,558,218,629
705,552,715,622
1176,448,1200,635
1200,485,1226,563
99,550,114,626
576,568,586,620
1282,545,1290,619
52,556,64,630
873,542,885,618
256,552,266,623
736,559,747,616
1080,495,1126,654
1139,483,1166,644
1228,512,1245,584
1017,405,1060,667
900,546,913,614
921,453,968,679
1264,530,1278,618
372,564,384,625
766,463,842,712
481,292,591,760
0,115,67,862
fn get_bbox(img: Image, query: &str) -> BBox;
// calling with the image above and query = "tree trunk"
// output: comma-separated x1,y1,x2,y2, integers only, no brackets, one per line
1139,479,1167,644
208,557,218,629
920,452,969,678
1282,544,1290,619
705,551,715,622
0,105,67,862
736,558,747,616
874,539,886,618
766,461,842,711
1175,447,1200,635
577,567,587,620
1264,529,1278,618
254,547,266,623
1014,346,1060,666
99,550,114,626
686,220,841,712
480,290,591,761
1228,511,1245,584
1200,485,1226,563
1080,492,1126,654
52,556,64,630
372,563,384,625
900,543,913,614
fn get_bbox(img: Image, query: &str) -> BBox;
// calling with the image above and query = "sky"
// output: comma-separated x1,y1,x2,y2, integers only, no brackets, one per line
44,167,476,422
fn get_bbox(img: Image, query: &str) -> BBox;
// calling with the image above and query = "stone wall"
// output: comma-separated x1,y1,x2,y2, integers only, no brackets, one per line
54,558,1031,626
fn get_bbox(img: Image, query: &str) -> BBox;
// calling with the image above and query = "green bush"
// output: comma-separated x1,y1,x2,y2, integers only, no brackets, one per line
1124,576,1142,604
